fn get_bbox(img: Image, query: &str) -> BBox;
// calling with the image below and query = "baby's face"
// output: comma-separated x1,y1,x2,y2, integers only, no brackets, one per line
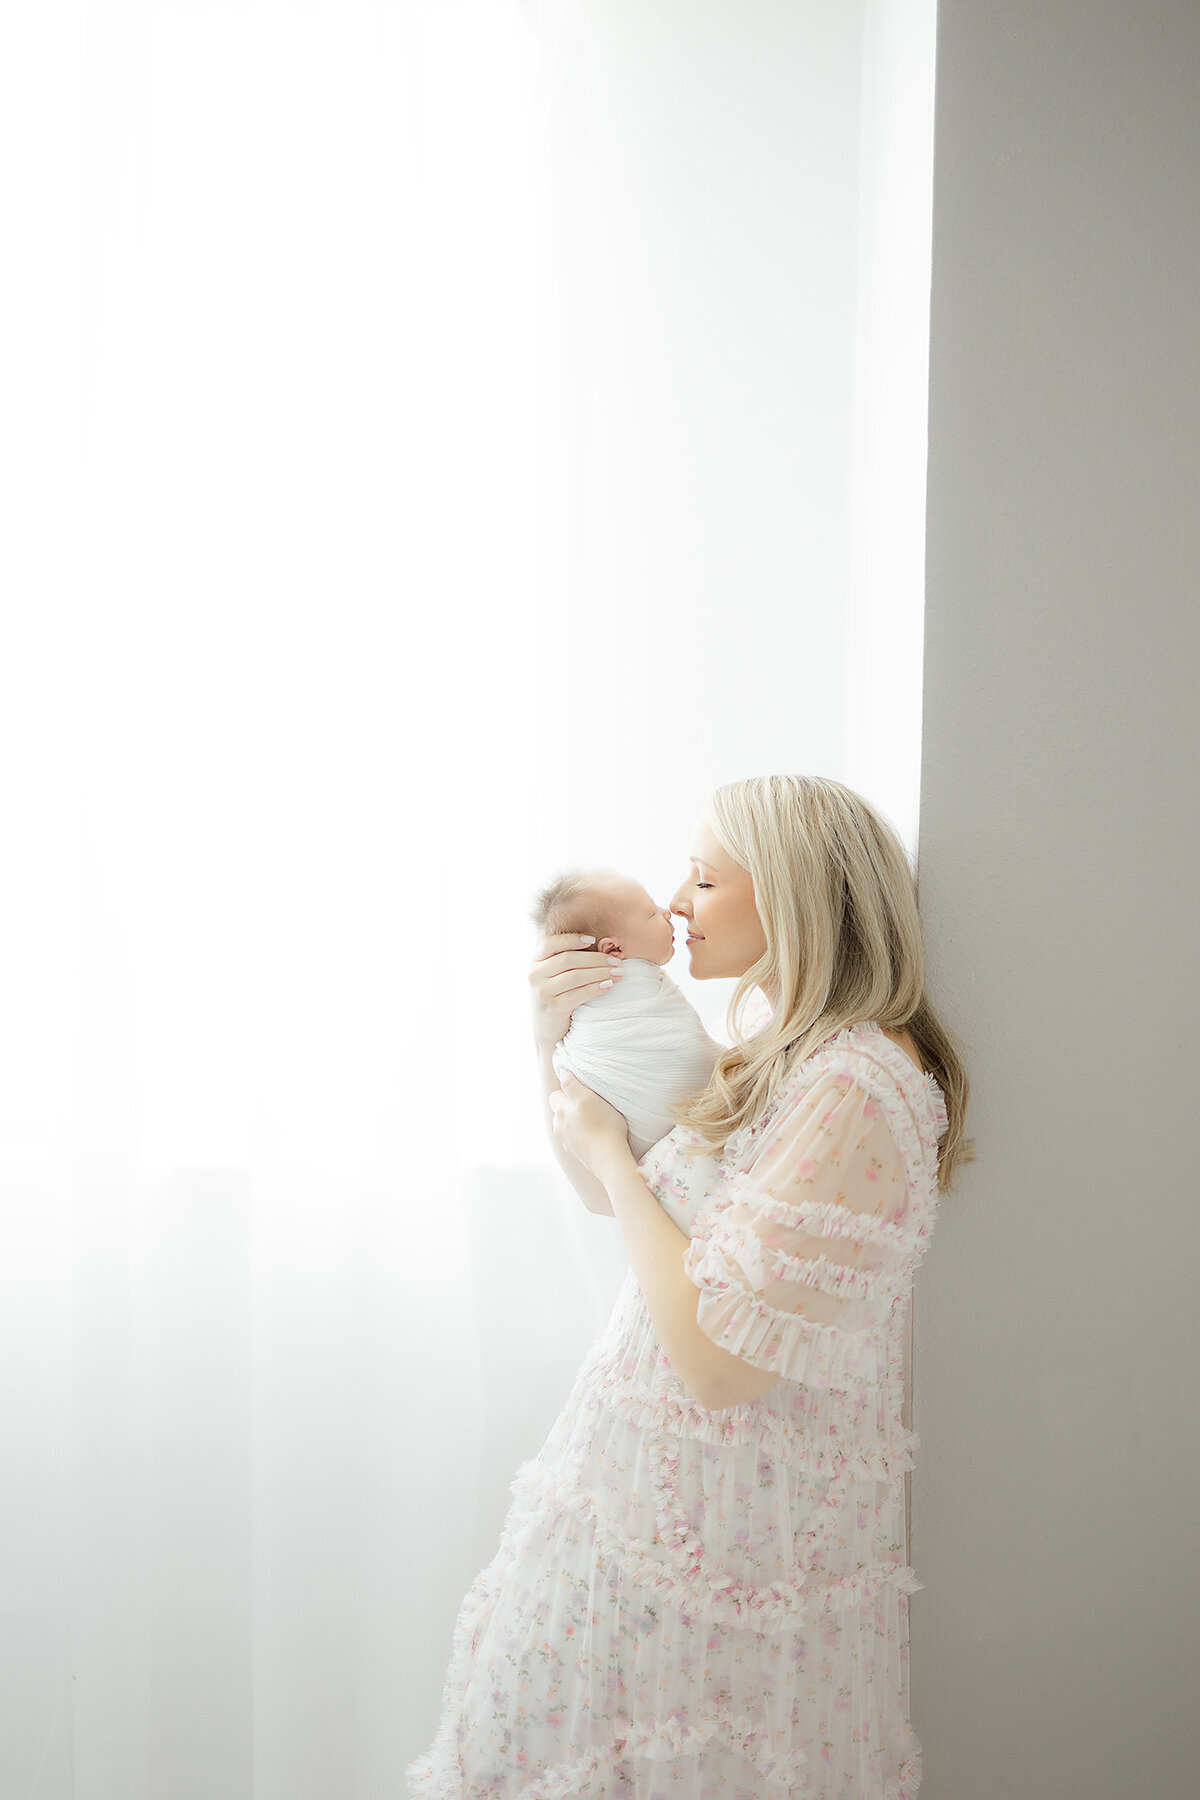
597,878,677,965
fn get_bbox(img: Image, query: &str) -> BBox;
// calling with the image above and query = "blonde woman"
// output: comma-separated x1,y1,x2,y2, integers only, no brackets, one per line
407,774,973,1800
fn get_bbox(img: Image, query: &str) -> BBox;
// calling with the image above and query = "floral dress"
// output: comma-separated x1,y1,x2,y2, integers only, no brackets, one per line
407,1021,949,1799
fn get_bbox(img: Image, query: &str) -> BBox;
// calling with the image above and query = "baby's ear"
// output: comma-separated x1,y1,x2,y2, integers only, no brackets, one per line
596,937,620,957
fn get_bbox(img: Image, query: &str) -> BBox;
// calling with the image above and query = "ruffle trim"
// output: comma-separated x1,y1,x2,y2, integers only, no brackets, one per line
591,1368,920,1477
924,1077,949,1144
505,1458,922,1635
407,1704,812,1797
762,1237,890,1301
409,1708,920,1800
409,1729,921,1800
886,1739,924,1800
698,1207,912,1313
715,1182,924,1256
683,1233,887,1391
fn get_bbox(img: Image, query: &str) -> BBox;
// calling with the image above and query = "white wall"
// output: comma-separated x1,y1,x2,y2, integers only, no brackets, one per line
912,2,1200,1794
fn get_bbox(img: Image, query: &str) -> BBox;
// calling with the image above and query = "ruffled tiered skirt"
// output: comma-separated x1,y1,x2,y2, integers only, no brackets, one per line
407,1271,923,1799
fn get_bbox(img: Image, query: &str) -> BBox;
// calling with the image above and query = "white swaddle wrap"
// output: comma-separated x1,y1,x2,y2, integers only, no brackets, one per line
551,958,725,1161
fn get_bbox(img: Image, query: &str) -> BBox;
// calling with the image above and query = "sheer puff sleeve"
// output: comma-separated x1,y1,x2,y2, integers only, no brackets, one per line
681,1065,922,1391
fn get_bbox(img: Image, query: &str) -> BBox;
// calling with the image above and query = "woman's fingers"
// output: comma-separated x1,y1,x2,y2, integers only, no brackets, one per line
551,965,619,998
528,933,622,1045
529,931,610,970
528,934,616,992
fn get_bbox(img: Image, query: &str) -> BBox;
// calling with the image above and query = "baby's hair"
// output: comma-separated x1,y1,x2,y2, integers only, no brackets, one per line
530,866,624,942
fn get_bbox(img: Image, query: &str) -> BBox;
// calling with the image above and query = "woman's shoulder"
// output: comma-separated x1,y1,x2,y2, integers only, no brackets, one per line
802,1019,925,1084
643,1020,947,1179
766,1020,948,1156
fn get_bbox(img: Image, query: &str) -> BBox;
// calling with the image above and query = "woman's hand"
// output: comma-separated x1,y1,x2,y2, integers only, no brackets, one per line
547,1067,632,1182
528,931,622,1052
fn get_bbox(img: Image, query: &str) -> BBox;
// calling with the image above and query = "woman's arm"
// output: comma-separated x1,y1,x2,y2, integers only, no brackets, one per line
528,929,625,1217
536,1041,615,1215
597,1146,782,1410
547,1055,781,1409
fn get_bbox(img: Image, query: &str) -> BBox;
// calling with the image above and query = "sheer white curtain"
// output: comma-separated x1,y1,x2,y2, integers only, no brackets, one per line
0,2,932,1794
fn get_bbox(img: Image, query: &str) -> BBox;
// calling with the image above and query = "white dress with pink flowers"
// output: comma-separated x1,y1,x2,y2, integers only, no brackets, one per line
407,1021,949,1799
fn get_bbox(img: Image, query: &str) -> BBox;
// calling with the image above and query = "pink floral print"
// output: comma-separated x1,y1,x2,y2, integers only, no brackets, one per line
407,1022,948,1798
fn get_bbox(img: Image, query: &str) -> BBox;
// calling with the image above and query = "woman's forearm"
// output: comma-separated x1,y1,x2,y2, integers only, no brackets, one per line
596,1148,779,1410
535,1042,615,1215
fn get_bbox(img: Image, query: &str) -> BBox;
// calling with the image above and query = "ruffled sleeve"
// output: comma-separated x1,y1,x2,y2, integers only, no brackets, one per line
681,1065,923,1391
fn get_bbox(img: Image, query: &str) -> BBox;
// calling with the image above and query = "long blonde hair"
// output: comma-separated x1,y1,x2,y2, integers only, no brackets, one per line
669,774,975,1196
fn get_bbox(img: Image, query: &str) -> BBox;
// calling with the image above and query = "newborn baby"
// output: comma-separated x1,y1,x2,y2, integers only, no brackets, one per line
530,865,724,1161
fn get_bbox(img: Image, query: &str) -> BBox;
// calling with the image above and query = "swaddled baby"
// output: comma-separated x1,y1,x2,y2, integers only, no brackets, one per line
530,865,724,1161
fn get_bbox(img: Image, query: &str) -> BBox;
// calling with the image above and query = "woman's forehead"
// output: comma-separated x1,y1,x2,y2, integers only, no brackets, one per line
689,816,724,862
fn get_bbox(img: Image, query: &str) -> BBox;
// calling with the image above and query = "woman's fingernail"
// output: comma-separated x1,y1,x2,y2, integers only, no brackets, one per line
580,935,595,945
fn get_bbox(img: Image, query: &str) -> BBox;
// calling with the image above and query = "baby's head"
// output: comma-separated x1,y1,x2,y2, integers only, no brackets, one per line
530,866,677,965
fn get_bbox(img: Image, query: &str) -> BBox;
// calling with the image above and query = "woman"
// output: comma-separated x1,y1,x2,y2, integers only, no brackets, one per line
408,774,973,1799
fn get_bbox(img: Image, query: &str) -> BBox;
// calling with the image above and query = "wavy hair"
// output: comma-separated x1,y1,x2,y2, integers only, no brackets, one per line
668,774,975,1196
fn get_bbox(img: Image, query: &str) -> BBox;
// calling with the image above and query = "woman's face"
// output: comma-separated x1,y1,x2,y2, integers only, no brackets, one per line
669,816,768,982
